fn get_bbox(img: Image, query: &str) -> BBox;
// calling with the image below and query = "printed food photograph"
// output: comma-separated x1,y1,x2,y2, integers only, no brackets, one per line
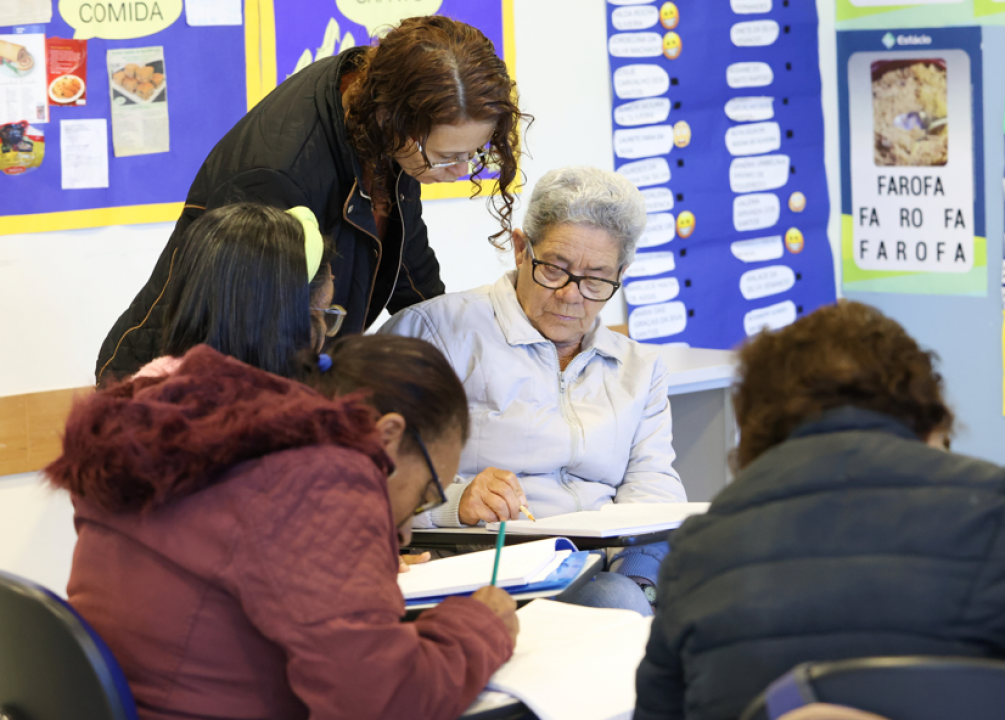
0,38,35,75
49,75,85,104
872,59,947,167
110,60,166,105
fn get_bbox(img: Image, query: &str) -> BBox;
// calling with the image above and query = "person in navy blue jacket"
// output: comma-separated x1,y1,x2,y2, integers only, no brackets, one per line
636,301,1005,720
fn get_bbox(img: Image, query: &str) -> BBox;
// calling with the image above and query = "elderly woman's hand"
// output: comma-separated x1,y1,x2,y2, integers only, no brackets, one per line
458,468,528,526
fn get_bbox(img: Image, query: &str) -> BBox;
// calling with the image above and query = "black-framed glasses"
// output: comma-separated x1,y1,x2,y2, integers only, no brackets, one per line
415,138,494,172
409,427,448,516
526,242,621,302
311,304,347,337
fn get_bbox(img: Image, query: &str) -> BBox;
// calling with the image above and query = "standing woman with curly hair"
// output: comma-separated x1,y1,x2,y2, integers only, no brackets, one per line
96,15,528,382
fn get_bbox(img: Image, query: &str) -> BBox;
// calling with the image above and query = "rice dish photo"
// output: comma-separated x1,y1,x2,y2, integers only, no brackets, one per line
872,59,948,167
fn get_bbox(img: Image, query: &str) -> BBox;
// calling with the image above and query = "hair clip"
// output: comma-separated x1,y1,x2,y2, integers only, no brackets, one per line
318,354,333,372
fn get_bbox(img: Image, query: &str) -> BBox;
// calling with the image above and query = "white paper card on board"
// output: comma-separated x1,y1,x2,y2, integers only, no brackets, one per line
0,0,52,25
624,250,675,278
744,300,796,336
615,98,671,127
731,20,779,47
731,0,772,13
725,122,781,157
629,302,687,339
727,62,773,88
725,96,774,122
613,64,670,99
185,0,242,26
61,118,109,190
625,277,680,306
609,32,663,58
731,235,784,263
739,265,795,300
734,193,780,232
730,154,790,193
638,213,676,248
612,5,659,31
617,157,671,188
614,125,674,159
641,187,674,213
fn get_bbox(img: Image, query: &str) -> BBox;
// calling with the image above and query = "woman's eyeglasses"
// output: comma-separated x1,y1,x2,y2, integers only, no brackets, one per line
415,138,494,172
526,242,621,302
409,427,448,516
311,304,347,338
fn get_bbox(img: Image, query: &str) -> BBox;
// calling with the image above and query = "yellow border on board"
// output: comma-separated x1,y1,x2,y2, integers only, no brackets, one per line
0,203,184,236
253,0,518,203
0,2,263,237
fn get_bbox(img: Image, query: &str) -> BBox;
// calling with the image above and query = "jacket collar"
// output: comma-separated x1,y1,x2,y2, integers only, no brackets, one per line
488,271,625,364
788,406,919,443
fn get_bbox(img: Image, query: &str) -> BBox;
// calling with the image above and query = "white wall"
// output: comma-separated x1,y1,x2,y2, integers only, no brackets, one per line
0,0,843,593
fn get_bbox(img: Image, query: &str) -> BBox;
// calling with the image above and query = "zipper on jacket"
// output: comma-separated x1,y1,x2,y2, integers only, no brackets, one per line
554,346,583,512
345,171,407,323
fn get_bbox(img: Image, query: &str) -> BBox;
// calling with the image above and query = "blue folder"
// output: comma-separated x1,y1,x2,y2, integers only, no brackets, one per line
404,549,592,607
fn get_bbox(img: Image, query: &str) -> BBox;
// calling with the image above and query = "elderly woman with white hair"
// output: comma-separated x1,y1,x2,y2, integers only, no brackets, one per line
381,166,686,613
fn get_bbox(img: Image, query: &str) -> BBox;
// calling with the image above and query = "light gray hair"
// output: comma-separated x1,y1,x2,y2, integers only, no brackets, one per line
522,166,647,268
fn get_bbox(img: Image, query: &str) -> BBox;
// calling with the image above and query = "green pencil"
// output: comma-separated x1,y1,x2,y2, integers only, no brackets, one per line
490,521,507,586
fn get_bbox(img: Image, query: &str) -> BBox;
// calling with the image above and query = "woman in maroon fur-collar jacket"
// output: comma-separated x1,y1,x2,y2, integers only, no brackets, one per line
46,342,515,720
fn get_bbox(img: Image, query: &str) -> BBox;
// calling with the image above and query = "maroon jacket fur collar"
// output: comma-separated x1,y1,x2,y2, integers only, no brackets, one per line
47,345,392,513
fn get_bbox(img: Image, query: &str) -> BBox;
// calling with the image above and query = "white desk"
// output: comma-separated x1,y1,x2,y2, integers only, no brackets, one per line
656,346,737,502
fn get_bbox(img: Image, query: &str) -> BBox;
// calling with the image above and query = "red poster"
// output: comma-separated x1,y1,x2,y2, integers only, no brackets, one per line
46,37,87,107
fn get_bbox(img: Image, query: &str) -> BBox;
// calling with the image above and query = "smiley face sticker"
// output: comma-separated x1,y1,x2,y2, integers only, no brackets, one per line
663,32,682,60
676,211,695,239
788,191,806,213
785,227,804,254
673,120,691,148
660,2,679,30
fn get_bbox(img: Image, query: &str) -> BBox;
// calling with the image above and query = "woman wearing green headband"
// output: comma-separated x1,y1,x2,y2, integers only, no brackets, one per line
149,203,342,381
96,15,528,383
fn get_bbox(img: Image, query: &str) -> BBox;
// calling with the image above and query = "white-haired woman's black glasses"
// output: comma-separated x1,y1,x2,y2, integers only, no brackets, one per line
526,242,621,302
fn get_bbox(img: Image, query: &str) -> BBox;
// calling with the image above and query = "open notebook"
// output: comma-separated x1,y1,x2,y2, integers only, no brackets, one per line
487,599,653,720
487,502,710,538
397,538,577,601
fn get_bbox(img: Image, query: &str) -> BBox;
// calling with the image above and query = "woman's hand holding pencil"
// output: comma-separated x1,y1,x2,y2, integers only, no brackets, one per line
458,466,530,526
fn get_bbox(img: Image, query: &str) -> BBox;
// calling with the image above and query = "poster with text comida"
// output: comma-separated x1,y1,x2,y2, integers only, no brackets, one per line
606,0,835,350
837,27,986,295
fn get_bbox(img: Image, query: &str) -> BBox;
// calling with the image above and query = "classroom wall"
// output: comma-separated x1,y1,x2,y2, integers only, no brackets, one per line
14,0,995,596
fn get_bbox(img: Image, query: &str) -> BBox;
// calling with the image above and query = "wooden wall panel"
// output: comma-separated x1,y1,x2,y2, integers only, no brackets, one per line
0,387,93,476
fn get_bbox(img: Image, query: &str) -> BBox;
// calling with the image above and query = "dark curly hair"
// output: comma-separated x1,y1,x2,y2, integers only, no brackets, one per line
343,15,530,244
733,300,954,470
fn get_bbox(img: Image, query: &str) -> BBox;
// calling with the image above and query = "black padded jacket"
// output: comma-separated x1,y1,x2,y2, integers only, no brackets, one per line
95,47,444,383
636,406,1005,720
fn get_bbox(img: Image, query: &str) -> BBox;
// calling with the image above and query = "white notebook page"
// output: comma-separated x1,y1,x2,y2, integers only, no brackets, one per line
487,600,653,720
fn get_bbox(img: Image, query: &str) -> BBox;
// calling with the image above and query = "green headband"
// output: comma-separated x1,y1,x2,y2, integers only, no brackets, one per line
286,206,324,281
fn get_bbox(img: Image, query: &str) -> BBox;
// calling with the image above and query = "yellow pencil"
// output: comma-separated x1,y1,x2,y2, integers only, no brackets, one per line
519,504,537,522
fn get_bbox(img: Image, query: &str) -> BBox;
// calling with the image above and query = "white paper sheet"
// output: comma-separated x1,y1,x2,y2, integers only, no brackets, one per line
0,0,52,26
0,33,48,125
107,46,169,157
487,600,653,720
185,0,242,26
488,502,711,538
61,118,108,189
397,539,570,600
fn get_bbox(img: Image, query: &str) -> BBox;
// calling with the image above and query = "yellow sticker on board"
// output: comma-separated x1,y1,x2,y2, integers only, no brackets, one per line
59,0,182,40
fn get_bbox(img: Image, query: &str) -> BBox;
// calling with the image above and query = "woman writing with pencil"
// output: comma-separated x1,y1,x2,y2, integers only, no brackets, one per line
383,167,686,615
49,334,518,720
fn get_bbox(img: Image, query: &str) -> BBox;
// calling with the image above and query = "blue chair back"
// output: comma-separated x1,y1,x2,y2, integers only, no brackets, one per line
0,571,138,720
740,656,1005,720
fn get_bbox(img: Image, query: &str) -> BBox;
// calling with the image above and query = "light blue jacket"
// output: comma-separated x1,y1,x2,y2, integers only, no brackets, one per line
380,273,687,538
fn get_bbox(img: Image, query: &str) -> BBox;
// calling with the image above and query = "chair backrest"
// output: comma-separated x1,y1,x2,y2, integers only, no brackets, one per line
0,571,138,720
740,656,1005,720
